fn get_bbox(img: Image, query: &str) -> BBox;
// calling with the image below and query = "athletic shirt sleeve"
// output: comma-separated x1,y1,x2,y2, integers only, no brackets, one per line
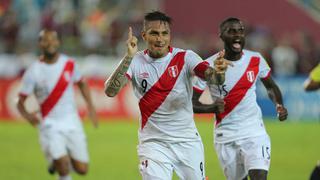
258,53,271,79
19,65,36,97
126,59,133,80
185,50,205,74
72,61,83,83
310,63,320,82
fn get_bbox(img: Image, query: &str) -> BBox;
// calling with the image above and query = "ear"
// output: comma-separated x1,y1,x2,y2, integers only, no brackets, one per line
141,31,146,41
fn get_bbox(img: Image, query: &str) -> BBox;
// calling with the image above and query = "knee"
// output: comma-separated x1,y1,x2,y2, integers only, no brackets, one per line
248,169,268,180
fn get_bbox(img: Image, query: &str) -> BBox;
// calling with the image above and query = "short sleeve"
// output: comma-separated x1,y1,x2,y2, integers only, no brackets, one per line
184,50,203,73
126,61,133,80
193,77,207,93
19,67,36,97
310,64,320,82
258,53,271,79
72,62,83,83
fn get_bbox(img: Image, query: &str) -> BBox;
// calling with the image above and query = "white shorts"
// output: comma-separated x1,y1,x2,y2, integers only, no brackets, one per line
214,135,271,180
39,127,89,163
138,140,205,180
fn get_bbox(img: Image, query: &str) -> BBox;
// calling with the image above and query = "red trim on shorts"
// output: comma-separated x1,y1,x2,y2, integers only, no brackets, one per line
216,56,260,126
139,52,186,129
194,61,209,79
40,60,74,118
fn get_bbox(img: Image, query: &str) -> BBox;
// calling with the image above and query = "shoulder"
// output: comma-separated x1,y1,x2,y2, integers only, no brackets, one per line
243,49,263,59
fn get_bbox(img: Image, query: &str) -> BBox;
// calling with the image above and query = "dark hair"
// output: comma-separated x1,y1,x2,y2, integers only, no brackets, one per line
219,17,241,32
144,11,172,24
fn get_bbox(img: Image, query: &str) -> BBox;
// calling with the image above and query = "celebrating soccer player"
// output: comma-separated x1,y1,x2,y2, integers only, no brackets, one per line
192,17,288,180
16,29,98,180
104,11,230,180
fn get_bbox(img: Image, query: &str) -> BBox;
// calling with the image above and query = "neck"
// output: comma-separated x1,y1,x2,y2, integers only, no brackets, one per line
42,53,59,64
224,49,242,61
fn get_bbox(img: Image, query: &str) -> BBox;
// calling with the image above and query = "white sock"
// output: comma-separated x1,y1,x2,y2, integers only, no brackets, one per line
58,174,72,180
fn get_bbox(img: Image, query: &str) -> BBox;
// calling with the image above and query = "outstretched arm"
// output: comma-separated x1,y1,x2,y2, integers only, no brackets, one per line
16,95,40,127
203,51,232,85
192,90,225,114
104,27,138,97
77,80,98,128
261,76,288,121
304,79,320,91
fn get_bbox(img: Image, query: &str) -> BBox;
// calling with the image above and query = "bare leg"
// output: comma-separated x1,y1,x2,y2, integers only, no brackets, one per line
70,158,88,175
248,169,268,180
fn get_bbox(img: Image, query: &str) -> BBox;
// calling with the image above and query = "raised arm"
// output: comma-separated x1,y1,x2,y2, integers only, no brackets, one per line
261,76,288,121
192,90,225,114
104,27,138,97
203,51,232,85
77,80,98,128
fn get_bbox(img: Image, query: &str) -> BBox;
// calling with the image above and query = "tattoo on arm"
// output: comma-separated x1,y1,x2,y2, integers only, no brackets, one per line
105,56,132,97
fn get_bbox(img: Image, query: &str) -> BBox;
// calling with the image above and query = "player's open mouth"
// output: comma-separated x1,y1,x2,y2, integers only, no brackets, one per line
232,40,242,50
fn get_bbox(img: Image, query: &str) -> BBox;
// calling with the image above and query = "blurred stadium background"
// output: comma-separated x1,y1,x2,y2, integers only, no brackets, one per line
0,0,319,179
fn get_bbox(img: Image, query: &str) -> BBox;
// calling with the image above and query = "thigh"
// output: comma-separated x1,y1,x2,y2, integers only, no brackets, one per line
138,142,174,180
139,157,173,180
40,130,68,161
66,130,89,163
173,141,205,180
241,135,271,172
215,142,247,180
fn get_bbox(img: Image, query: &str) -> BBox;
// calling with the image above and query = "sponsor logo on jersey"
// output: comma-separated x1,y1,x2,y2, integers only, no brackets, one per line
247,71,255,82
168,65,178,78
139,72,149,78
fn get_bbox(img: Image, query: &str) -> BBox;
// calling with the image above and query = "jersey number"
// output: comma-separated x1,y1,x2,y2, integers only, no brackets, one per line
218,84,229,97
141,79,148,93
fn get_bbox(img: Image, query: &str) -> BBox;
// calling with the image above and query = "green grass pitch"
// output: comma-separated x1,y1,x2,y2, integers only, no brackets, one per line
0,118,319,180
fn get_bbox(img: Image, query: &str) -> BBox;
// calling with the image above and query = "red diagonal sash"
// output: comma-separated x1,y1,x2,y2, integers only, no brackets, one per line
216,56,260,125
139,52,186,129
40,60,74,118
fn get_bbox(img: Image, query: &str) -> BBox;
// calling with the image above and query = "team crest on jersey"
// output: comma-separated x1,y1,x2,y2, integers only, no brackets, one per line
64,71,71,82
139,72,149,78
168,65,179,78
246,71,255,82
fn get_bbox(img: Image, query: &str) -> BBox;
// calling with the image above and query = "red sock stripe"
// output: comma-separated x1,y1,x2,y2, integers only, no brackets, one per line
139,52,186,129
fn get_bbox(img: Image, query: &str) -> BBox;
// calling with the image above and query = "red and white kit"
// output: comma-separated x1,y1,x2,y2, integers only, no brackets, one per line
19,54,88,163
126,47,207,180
194,49,272,179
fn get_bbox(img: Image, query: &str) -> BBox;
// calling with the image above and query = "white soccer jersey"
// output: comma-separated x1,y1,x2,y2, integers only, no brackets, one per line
126,47,205,143
194,49,271,143
19,54,83,130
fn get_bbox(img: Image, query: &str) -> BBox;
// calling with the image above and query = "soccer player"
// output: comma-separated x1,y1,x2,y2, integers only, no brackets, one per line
192,17,288,180
304,63,320,91
104,11,230,180
16,29,98,180
303,65,320,179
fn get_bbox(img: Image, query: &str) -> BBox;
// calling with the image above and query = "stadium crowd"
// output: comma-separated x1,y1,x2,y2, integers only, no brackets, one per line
0,0,320,78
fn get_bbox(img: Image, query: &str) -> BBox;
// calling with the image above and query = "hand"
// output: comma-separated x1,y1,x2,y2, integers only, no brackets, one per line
26,111,40,127
214,50,233,74
276,104,288,121
126,27,138,58
214,98,225,113
88,107,99,128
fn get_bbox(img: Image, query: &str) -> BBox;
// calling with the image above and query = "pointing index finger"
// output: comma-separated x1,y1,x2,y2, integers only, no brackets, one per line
128,27,133,40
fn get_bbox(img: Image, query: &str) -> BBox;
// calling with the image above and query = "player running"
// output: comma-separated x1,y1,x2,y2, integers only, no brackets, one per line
104,11,230,180
17,29,98,180
192,17,288,180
